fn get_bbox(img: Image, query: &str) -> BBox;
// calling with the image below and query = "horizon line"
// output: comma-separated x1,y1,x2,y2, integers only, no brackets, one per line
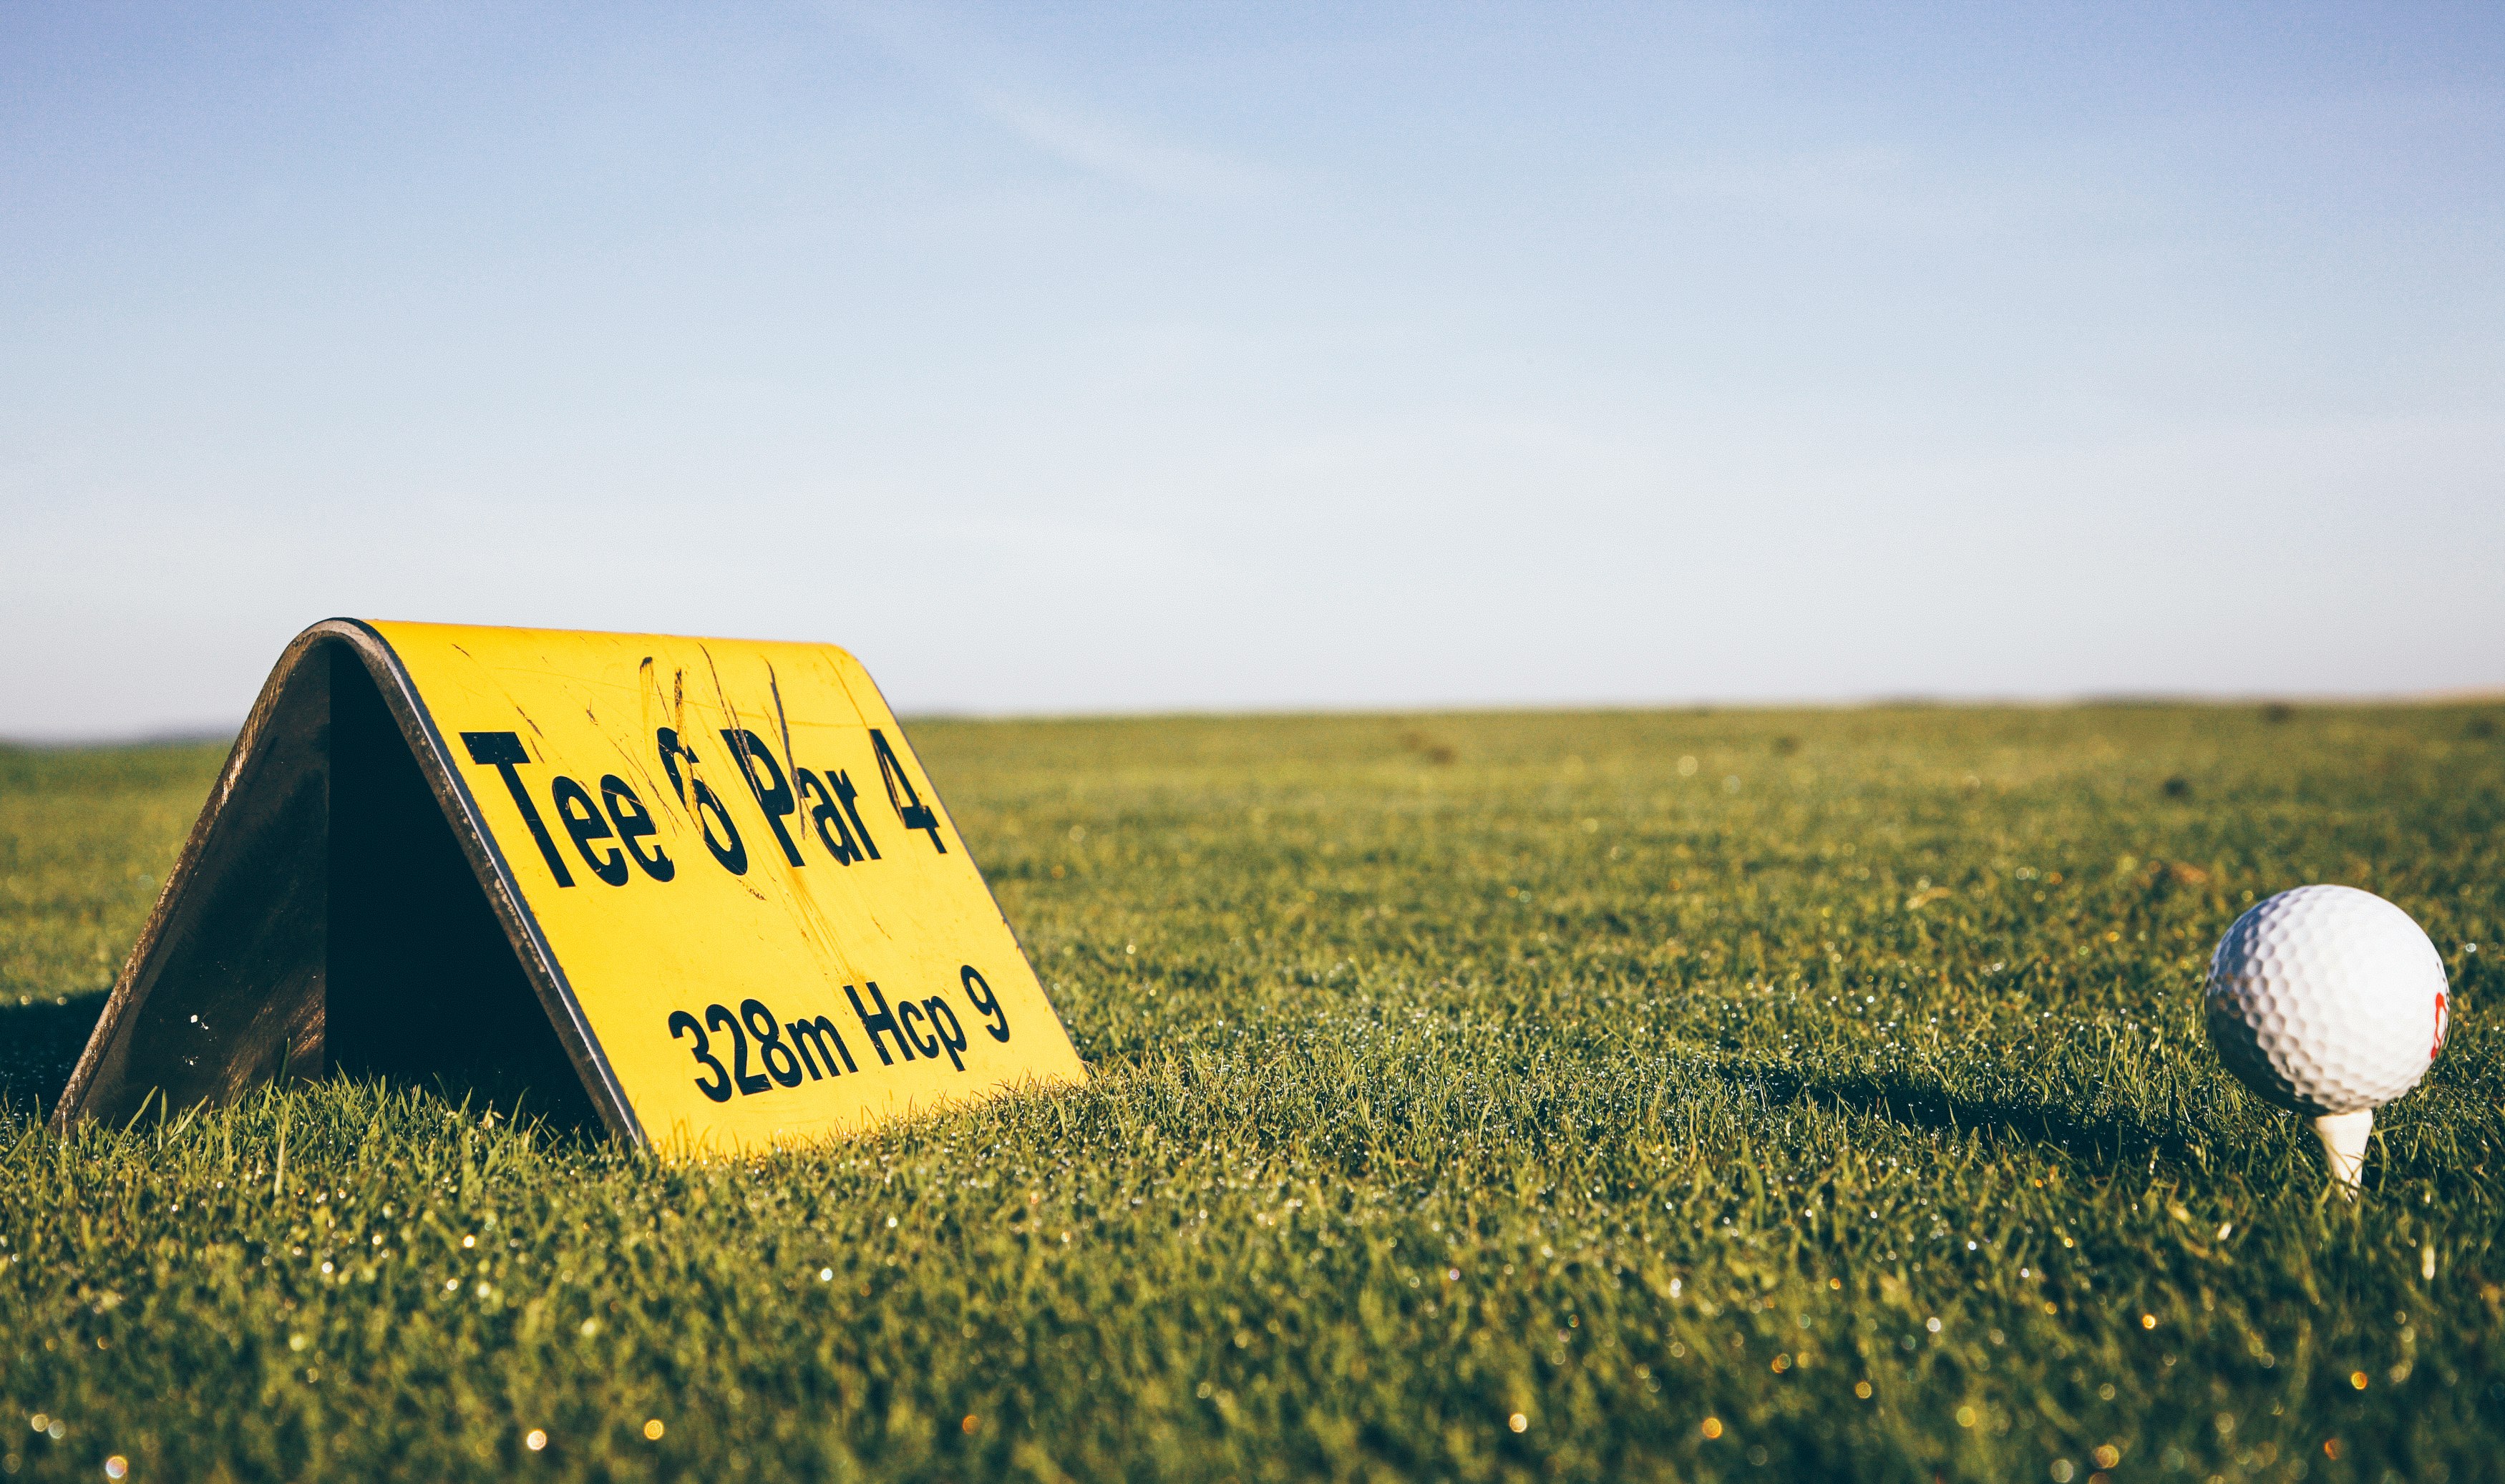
7,686,2501,750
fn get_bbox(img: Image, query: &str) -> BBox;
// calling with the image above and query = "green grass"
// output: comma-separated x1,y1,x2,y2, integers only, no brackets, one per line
2,704,2501,1483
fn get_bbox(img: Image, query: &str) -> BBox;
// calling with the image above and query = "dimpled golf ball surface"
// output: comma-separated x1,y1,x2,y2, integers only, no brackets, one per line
2204,884,2449,1115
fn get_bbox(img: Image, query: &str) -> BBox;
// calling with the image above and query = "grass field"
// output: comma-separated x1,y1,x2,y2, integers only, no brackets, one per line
2,704,2501,1483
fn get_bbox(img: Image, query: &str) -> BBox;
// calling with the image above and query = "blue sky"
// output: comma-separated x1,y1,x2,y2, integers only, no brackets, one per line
4,3,2500,736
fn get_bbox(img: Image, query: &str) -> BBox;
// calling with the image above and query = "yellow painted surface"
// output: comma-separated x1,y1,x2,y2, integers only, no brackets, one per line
369,620,1084,1152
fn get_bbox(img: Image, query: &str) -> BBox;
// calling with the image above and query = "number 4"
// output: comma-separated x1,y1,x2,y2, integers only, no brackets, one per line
870,728,946,853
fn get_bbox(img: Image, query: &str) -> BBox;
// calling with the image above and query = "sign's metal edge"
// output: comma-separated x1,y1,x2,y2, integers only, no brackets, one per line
849,670,1091,1083
45,624,336,1132
324,618,651,1148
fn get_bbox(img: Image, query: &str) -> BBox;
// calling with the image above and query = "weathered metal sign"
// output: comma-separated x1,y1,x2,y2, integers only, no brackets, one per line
54,620,1084,1151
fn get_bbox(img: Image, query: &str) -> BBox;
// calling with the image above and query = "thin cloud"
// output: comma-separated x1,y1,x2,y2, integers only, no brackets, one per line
830,2,1280,204
965,89,1276,203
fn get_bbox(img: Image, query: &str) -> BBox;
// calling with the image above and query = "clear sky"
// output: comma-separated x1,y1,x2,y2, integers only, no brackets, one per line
4,3,2500,738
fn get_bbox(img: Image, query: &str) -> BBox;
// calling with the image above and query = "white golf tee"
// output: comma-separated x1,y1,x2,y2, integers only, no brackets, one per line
2311,1110,2373,1193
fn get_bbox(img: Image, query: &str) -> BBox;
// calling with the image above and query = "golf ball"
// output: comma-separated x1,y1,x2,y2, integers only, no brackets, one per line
2203,884,2449,1115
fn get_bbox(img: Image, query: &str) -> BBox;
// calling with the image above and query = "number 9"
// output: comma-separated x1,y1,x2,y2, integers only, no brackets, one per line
960,965,1011,1042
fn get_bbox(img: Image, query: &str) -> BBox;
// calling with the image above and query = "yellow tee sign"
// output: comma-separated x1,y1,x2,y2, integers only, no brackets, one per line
52,620,1084,1153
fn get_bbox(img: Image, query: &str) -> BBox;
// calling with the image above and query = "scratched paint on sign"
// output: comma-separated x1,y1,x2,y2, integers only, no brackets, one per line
371,621,1086,1152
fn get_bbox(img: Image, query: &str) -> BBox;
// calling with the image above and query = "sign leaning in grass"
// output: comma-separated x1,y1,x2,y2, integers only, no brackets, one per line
52,620,1085,1151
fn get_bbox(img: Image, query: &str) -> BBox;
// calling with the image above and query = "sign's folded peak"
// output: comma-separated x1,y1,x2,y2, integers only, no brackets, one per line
54,619,1086,1151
